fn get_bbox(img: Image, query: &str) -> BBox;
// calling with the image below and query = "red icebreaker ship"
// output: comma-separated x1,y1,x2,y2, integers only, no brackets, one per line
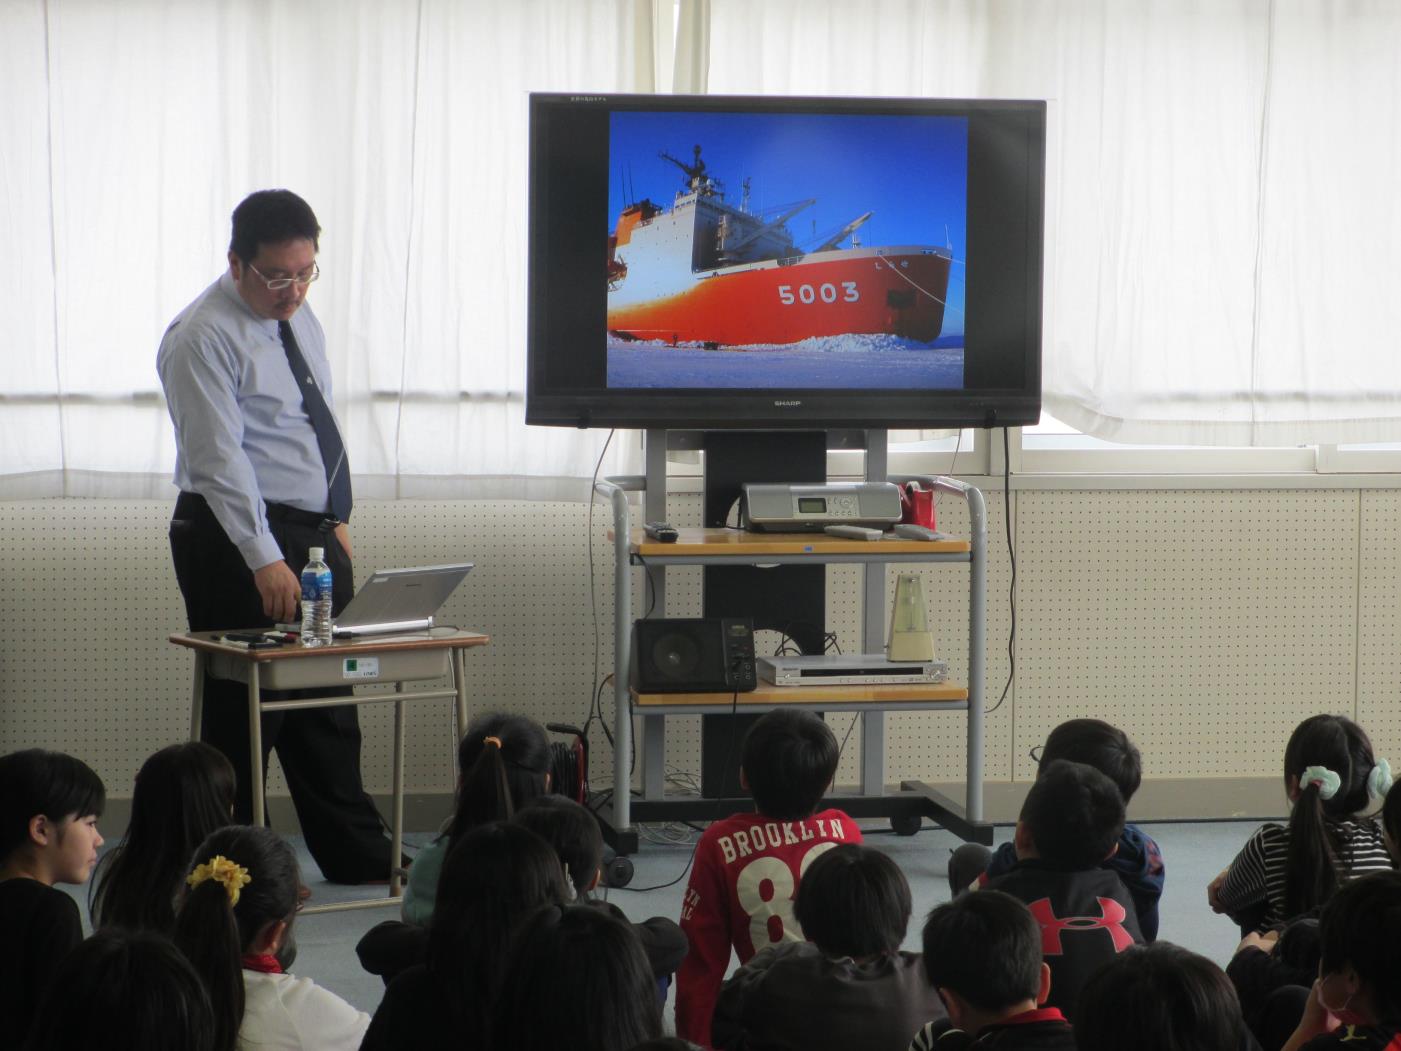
606,145,953,348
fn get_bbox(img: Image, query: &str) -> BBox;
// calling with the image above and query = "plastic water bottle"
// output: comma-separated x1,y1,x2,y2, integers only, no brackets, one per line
300,547,333,647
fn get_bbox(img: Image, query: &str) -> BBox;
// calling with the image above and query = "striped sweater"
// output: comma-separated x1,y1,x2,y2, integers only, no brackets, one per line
1217,816,1393,929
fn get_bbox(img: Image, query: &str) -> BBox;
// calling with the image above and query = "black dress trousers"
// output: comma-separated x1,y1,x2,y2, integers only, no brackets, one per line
169,491,392,883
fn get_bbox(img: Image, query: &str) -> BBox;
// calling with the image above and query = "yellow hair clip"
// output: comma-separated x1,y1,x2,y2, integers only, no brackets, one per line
186,855,252,906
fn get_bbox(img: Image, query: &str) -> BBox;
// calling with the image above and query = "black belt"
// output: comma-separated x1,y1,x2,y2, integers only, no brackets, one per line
264,502,339,530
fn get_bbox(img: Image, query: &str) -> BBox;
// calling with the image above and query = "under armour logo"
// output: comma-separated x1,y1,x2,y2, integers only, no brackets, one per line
1027,897,1135,955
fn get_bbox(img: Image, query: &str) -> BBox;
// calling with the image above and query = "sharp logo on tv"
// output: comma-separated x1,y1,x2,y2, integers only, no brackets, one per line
773,400,803,407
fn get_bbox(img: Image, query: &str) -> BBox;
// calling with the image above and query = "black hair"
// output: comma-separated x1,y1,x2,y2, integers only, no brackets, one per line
443,712,552,846
626,1041,701,1051
512,794,604,897
1384,781,1401,863
1274,915,1322,978
921,890,1043,1012
91,742,236,933
427,821,568,1021
24,928,215,1051
228,189,320,264
1039,718,1142,804
173,825,300,1051
1074,942,1250,1051
1281,713,1378,917
1317,871,1401,1025
740,709,840,820
0,748,105,862
793,844,911,957
1020,759,1125,870
491,904,663,1051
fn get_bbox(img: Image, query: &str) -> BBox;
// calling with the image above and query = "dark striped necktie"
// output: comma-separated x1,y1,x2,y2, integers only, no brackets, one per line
278,320,353,522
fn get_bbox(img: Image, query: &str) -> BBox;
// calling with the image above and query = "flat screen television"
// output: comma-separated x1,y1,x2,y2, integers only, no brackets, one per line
527,92,1044,430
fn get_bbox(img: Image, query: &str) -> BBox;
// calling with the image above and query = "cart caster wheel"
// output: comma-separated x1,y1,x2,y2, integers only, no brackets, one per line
605,855,635,888
891,814,923,837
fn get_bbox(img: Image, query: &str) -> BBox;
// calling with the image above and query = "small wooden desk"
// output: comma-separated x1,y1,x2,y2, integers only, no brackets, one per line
168,628,489,912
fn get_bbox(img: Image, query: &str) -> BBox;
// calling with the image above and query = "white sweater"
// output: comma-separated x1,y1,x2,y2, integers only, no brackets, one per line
238,970,370,1051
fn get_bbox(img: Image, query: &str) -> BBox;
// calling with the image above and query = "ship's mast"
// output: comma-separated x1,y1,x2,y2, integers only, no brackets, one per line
659,145,723,198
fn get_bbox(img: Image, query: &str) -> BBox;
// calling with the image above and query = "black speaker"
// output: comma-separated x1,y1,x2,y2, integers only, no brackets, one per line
630,618,757,693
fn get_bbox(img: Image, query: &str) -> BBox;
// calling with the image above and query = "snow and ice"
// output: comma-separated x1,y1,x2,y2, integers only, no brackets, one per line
606,333,965,389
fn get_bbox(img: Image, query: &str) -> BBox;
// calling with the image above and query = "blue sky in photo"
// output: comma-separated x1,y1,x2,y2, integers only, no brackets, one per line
608,109,968,324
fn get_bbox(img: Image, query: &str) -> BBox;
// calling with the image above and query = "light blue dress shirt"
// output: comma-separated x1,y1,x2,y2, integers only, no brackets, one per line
158,273,339,571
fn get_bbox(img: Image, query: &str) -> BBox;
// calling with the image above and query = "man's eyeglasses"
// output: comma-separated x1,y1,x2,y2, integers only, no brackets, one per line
247,262,320,291
1029,744,1044,763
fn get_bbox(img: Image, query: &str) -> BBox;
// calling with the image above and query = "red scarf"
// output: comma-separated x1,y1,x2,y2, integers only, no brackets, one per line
241,953,284,974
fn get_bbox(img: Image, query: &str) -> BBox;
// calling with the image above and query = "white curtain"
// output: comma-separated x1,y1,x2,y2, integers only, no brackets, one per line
6,1,1401,500
0,0,658,500
695,0,1401,446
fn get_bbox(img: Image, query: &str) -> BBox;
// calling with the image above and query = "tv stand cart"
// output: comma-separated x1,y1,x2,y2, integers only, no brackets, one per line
591,428,991,881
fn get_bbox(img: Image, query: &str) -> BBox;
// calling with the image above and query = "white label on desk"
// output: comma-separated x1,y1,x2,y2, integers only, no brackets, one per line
342,657,380,680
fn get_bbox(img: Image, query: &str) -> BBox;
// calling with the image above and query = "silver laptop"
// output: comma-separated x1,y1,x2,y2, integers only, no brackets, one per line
330,563,474,637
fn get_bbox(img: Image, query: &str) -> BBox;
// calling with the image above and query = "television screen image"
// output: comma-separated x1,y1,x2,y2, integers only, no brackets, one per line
527,93,1044,430
605,111,969,391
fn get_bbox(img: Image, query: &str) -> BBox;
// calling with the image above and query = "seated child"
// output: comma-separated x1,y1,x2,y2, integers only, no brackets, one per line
1075,942,1255,1051
491,903,664,1051
1280,870,1401,1051
25,928,215,1051
174,825,370,1051
981,759,1143,1021
90,740,235,933
1209,713,1392,933
675,708,860,1048
712,843,945,1050
356,711,552,982
950,719,1164,941
512,794,687,981
361,822,568,1051
1227,917,1320,1051
911,889,1074,1050
0,749,105,1048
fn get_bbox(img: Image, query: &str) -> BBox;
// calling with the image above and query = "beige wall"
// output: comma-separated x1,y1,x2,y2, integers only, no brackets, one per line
3,487,1397,822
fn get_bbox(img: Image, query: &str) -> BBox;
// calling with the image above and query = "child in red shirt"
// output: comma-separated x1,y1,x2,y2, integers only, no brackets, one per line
675,709,860,1047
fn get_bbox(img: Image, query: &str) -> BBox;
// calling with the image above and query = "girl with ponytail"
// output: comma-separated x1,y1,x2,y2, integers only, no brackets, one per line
1209,714,1393,933
399,711,551,926
174,825,369,1051
356,712,551,982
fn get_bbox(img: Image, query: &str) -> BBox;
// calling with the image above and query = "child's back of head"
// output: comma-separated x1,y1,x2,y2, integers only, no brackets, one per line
1281,713,1388,915
1074,942,1250,1051
793,843,911,958
493,903,662,1051
25,928,215,1051
91,741,235,932
922,890,1045,1018
174,824,301,1051
741,709,840,820
446,712,552,843
512,794,604,898
1020,759,1125,870
428,820,568,1006
1316,870,1401,1026
0,748,105,882
1039,719,1142,805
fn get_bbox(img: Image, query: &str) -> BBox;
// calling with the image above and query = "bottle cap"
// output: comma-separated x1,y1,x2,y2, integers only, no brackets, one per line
308,547,324,561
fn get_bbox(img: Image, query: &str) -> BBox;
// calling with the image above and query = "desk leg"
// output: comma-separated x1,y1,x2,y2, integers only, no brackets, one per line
190,652,207,741
391,686,406,897
248,662,265,829
451,647,468,740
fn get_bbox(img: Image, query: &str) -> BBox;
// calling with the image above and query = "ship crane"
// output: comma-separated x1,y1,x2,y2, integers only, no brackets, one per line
720,198,816,255
659,145,724,197
809,211,874,252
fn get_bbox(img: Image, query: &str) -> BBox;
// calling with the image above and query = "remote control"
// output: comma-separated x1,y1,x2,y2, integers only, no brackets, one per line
892,523,954,541
644,521,679,543
823,524,885,541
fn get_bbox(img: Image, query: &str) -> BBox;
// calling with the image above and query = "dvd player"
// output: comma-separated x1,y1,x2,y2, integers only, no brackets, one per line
758,654,948,687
